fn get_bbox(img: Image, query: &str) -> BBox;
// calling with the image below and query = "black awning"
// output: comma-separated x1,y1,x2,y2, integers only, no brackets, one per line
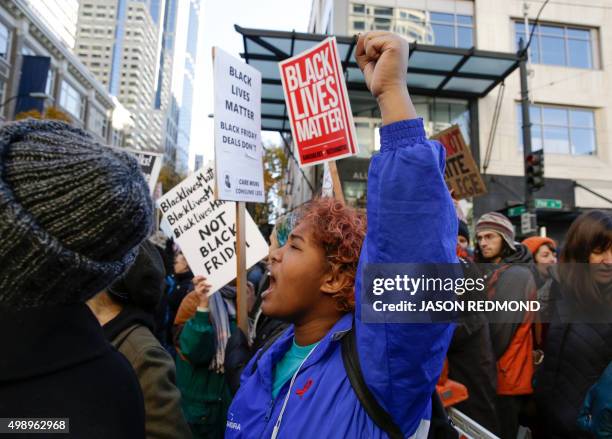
236,25,521,132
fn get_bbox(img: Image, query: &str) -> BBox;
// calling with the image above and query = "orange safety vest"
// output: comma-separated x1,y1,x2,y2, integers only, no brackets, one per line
487,265,535,395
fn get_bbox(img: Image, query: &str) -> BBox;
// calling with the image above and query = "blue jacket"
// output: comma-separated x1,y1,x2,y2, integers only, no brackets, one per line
225,118,458,438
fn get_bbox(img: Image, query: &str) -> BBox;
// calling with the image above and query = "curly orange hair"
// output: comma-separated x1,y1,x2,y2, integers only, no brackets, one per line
297,198,366,312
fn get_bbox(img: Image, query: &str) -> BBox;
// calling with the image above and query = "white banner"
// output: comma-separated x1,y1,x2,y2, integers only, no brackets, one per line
156,164,268,294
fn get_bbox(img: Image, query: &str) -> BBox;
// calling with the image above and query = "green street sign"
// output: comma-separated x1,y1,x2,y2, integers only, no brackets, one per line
535,198,563,209
508,205,526,217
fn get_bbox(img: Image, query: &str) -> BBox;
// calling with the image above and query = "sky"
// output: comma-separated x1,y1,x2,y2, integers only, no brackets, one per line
189,0,313,168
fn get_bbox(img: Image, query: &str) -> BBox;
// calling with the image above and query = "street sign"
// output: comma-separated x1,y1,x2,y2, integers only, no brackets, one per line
507,205,526,217
534,198,563,209
521,212,538,235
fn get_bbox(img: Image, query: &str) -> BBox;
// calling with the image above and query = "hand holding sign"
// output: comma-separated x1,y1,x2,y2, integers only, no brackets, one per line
193,276,212,304
355,32,416,125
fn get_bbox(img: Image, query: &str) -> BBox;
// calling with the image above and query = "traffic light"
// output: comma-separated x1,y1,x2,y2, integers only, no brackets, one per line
526,149,544,192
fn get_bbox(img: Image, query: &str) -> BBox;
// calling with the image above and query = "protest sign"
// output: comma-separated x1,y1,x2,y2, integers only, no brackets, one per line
115,148,163,195
432,125,487,199
156,164,268,294
213,47,264,202
279,37,358,167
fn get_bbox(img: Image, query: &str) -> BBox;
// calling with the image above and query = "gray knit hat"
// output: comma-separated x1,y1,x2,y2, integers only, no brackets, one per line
475,212,516,251
0,119,153,309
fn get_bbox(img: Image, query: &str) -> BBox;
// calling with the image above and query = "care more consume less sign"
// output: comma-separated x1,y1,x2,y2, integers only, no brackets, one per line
432,125,487,199
156,165,268,294
279,37,358,167
213,47,264,202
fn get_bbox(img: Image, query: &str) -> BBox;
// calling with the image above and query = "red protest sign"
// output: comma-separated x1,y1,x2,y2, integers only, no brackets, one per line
279,37,358,167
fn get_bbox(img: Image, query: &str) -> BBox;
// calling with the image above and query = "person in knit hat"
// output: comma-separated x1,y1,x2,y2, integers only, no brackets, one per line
474,212,517,262
522,236,557,285
87,240,192,439
457,219,474,260
474,211,537,439
458,220,470,250
0,119,152,439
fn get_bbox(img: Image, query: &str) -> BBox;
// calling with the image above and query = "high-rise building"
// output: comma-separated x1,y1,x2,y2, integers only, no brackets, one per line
75,0,164,152
23,0,79,49
157,0,200,173
174,0,200,174
155,0,180,168
194,153,203,171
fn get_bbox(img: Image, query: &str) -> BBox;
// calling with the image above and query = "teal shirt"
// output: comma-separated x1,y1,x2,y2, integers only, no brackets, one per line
272,339,319,398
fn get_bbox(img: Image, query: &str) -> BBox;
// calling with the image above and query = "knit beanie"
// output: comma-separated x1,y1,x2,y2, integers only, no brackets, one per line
0,119,153,309
522,236,556,256
476,212,516,251
108,240,166,312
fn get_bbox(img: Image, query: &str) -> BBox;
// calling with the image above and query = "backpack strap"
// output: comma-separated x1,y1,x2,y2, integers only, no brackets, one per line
249,327,289,374
340,327,404,439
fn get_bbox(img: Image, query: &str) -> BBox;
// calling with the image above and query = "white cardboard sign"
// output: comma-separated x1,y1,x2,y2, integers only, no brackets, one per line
156,164,268,294
213,47,264,202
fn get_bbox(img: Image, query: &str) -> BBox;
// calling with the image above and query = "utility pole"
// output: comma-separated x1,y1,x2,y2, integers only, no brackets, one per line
519,38,533,213
519,37,539,236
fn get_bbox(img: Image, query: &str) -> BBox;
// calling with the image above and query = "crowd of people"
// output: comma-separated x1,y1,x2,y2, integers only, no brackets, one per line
0,31,610,439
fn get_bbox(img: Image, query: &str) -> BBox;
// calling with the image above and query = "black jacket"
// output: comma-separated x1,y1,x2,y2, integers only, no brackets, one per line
535,280,612,438
0,304,145,439
447,258,500,435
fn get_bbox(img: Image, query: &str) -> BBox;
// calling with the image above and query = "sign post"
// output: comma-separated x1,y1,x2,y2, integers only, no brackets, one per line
235,202,247,334
213,47,264,333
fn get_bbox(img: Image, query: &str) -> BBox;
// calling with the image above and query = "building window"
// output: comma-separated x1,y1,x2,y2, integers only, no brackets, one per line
517,103,596,155
0,21,11,59
349,3,473,48
112,128,124,147
89,107,108,139
45,69,55,96
0,78,6,108
59,80,84,120
430,12,473,48
514,22,596,69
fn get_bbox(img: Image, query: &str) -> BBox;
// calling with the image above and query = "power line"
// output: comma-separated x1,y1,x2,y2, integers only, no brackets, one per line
526,61,612,92
522,0,551,56
483,82,506,174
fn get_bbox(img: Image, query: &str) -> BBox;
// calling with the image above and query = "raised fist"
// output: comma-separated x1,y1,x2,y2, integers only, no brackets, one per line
355,32,409,99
